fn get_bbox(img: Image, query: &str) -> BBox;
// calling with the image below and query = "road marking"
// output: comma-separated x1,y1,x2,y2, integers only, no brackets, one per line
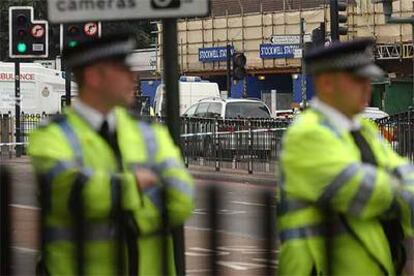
252,258,279,265
10,204,40,210
193,208,246,215
186,269,212,273
217,261,265,270
231,201,276,207
186,247,230,256
184,225,261,240
12,246,38,254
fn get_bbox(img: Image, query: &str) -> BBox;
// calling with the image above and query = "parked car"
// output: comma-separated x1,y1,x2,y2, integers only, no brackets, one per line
182,98,274,159
183,97,271,119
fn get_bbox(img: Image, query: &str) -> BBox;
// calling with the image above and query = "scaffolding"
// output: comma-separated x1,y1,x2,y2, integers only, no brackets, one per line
157,0,413,74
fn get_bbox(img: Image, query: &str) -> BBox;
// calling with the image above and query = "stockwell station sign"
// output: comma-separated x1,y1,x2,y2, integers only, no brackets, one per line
47,0,210,23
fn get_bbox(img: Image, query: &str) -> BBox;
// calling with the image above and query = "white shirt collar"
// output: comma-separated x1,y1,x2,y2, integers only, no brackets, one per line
72,100,117,132
310,97,360,131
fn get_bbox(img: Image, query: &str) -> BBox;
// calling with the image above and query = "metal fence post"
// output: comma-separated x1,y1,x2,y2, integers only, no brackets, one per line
1,115,11,159
207,185,220,275
184,117,189,168
262,190,276,275
248,119,253,174
407,107,413,162
214,117,220,171
0,165,11,276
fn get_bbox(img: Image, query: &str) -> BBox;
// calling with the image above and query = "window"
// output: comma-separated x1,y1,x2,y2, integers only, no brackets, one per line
184,104,198,117
206,102,222,118
225,102,271,119
194,103,209,117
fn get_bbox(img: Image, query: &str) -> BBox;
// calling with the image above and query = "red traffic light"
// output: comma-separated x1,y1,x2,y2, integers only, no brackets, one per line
17,29,26,37
17,14,28,25
67,25,80,36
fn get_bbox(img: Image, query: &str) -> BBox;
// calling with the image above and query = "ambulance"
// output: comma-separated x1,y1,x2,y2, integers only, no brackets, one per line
0,62,77,115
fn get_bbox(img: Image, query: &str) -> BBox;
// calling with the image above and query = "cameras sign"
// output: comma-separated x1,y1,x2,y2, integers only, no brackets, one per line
47,0,210,23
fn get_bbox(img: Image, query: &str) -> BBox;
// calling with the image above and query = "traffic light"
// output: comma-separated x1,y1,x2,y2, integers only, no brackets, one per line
60,22,101,52
9,6,49,58
311,23,326,47
232,53,247,81
330,0,348,41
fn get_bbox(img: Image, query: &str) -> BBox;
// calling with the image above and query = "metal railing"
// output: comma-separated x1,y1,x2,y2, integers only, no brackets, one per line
0,113,51,158
376,108,414,162
180,117,291,174
2,110,413,167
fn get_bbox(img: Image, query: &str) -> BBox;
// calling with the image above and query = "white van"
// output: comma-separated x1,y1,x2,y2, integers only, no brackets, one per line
153,76,220,116
0,62,77,115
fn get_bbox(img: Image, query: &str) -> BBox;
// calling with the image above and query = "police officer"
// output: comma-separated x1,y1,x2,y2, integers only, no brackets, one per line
277,39,414,275
28,34,194,275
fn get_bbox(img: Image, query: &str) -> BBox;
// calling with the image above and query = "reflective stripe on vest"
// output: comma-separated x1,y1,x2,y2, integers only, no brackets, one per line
158,158,184,172
136,122,193,204
393,164,414,179
143,185,163,211
137,122,157,165
45,223,116,242
45,160,93,184
318,163,360,206
348,164,377,216
279,222,347,243
277,197,310,215
56,119,83,165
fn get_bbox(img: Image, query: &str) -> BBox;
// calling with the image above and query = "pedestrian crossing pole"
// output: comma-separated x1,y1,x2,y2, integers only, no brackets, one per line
162,18,186,276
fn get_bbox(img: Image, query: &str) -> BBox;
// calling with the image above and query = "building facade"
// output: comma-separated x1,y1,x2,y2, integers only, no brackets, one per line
156,0,413,113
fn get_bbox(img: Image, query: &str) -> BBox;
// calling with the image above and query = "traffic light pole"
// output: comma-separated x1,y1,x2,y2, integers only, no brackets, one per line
162,18,186,276
300,18,307,107
330,0,339,41
65,67,72,107
15,61,21,157
226,44,232,98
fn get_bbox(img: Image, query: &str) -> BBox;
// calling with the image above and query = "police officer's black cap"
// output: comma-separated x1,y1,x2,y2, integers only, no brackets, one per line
62,34,137,70
305,38,384,79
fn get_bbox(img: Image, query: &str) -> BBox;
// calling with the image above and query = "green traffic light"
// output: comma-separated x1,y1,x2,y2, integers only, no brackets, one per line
17,42,27,53
68,40,79,48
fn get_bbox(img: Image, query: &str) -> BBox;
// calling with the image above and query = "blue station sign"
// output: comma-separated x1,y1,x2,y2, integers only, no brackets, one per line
260,44,301,59
199,46,235,62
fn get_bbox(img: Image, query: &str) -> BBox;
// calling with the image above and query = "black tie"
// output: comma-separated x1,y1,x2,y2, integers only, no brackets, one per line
99,120,111,145
99,120,123,170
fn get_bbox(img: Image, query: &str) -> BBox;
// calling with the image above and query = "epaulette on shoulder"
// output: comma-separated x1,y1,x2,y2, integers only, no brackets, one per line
38,114,67,128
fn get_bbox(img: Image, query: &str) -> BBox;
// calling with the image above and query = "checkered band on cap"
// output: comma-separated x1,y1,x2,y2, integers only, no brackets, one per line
65,37,136,69
306,42,376,75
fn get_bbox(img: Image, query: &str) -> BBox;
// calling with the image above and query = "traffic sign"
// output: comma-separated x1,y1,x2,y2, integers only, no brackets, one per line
31,25,45,38
84,23,98,37
47,0,210,23
270,34,311,45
